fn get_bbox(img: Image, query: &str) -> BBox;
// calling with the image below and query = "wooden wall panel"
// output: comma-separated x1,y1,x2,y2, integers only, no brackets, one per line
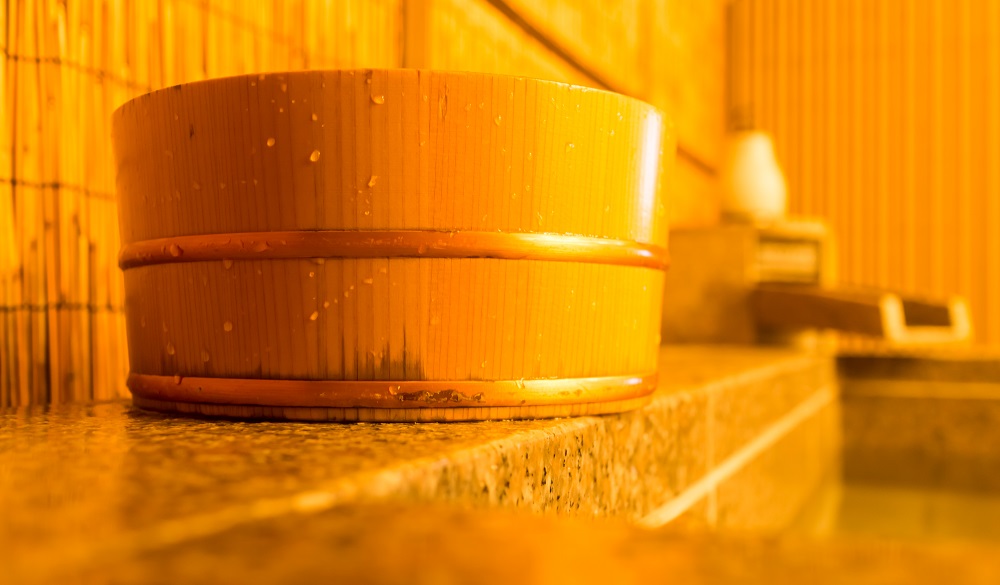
403,0,726,228
478,0,726,172
649,1,725,166
404,0,589,86
729,0,1000,345
652,0,726,226
499,0,646,95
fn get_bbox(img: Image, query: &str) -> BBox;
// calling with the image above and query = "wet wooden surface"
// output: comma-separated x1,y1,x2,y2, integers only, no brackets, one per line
112,69,672,420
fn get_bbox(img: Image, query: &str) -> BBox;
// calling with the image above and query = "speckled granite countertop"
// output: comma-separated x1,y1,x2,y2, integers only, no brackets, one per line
2,345,845,583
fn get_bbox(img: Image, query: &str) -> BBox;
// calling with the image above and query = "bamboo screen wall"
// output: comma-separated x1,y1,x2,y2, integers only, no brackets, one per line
728,0,1000,346
1,0,401,407
2,0,726,407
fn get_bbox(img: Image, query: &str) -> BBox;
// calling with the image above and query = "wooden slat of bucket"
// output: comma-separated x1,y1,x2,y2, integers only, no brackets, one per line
122,259,664,382
112,70,672,420
112,71,671,245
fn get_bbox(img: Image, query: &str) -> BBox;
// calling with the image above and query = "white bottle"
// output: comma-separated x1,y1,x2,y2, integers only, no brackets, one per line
720,131,787,222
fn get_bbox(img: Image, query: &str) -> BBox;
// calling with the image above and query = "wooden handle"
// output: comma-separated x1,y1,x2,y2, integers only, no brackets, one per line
751,284,972,346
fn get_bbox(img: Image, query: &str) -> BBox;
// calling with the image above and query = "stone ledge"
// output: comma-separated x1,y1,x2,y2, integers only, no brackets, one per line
839,349,1000,491
839,347,1000,383
1,345,836,583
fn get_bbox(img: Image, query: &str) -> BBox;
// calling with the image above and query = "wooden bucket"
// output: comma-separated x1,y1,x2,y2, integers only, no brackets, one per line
112,70,673,421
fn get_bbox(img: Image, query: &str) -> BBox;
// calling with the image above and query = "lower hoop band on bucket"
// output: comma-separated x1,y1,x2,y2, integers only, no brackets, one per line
127,372,657,410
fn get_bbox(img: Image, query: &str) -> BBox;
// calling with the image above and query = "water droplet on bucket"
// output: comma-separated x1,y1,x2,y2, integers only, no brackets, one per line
223,259,233,269
201,350,210,363
266,137,276,147
281,83,288,92
371,95,385,105
565,143,575,153
494,115,502,125
166,342,176,356
363,277,374,285
223,321,233,332
309,311,319,321
311,113,318,121
309,149,321,162
368,175,378,187
168,243,183,257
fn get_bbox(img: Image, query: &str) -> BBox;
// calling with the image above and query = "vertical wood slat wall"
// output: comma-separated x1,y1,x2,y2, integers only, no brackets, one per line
2,0,727,407
728,0,1000,346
